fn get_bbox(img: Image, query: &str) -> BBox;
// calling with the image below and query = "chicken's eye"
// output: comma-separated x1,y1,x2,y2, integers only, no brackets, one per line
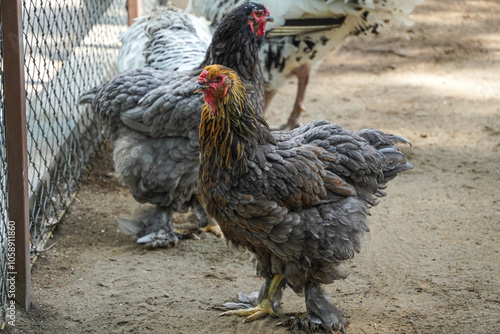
213,76,222,83
254,11,263,17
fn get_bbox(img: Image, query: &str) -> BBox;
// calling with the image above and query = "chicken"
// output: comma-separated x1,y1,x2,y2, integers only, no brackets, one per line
195,65,413,332
79,3,274,248
119,1,421,129
117,8,212,73
188,0,422,129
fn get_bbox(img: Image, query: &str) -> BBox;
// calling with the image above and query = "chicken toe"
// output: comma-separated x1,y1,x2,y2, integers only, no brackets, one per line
192,197,223,238
199,217,223,238
220,303,277,323
220,275,284,323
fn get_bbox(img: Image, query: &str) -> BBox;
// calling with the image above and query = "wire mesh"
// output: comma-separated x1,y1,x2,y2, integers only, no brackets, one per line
22,0,165,257
0,0,165,325
23,0,129,258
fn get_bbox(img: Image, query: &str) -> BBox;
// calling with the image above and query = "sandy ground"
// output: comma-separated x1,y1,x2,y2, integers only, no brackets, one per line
8,0,500,333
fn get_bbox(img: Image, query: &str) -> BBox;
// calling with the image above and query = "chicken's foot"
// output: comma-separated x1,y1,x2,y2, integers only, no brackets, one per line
278,281,346,333
199,217,223,238
194,195,223,238
220,274,283,323
221,304,275,323
137,229,198,248
118,205,189,248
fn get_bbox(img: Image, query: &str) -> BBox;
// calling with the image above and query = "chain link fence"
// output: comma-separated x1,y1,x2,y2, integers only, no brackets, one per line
23,0,127,259
1,0,165,326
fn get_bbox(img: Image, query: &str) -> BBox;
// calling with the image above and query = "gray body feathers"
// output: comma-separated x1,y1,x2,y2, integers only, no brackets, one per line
79,3,269,246
200,111,413,330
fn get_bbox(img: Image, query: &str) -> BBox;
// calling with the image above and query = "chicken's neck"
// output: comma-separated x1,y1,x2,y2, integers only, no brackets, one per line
199,91,274,174
201,24,262,83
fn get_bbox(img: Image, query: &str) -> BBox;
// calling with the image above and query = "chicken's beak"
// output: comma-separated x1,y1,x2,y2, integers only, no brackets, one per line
194,83,207,94
266,15,274,22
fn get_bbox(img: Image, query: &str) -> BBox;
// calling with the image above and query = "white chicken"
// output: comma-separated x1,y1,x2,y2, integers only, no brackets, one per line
117,7,211,73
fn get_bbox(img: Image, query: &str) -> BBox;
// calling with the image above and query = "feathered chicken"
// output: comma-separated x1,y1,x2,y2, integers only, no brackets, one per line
196,65,413,332
187,0,422,129
79,3,273,248
117,8,212,73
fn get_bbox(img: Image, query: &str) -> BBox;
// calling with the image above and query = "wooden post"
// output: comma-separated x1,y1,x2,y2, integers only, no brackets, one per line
128,0,142,26
1,0,31,310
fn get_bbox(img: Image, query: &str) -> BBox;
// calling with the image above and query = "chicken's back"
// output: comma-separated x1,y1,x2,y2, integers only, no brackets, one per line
118,9,211,73
80,66,205,207
81,67,203,140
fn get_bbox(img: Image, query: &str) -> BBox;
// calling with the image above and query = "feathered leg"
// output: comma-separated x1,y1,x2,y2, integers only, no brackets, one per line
281,281,346,333
220,274,285,322
117,205,191,248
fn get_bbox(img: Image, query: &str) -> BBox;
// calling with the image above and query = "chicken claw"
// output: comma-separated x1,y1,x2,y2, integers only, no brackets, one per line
220,303,277,323
220,274,283,323
199,217,223,238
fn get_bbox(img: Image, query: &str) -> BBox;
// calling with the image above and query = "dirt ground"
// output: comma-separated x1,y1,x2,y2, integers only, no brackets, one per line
8,0,500,333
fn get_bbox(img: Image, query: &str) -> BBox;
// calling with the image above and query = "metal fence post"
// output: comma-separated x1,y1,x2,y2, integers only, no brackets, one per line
128,0,142,26
1,0,31,310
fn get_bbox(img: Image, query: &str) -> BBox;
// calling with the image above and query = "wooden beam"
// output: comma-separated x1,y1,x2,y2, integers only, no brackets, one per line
1,0,31,310
128,0,142,26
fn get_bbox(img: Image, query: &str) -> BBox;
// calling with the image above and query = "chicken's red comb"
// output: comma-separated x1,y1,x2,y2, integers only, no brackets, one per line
199,70,209,80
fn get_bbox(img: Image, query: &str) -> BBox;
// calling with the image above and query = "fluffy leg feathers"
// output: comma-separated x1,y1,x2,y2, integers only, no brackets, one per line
117,205,181,248
279,281,346,333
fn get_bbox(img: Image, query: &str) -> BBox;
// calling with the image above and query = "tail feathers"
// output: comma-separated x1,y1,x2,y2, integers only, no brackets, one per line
381,148,414,182
356,128,414,182
356,128,412,148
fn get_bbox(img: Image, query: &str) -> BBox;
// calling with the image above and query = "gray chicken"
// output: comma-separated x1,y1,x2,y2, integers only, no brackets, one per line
196,65,413,332
79,3,274,248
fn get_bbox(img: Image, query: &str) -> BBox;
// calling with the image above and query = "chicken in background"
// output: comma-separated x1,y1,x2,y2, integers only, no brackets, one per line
117,6,212,73
118,0,422,129
188,0,423,129
79,3,273,248
196,65,413,332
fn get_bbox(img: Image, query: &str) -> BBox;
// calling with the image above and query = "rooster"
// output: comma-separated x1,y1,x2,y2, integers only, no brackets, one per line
196,65,413,332
188,0,422,129
79,3,273,248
